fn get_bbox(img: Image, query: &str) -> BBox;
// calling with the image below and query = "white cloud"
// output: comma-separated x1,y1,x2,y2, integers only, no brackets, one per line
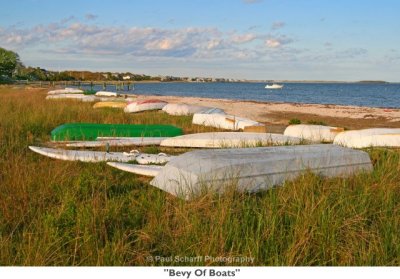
265,39,281,48
0,21,269,60
206,39,222,50
265,35,293,48
230,33,256,44
1,19,336,77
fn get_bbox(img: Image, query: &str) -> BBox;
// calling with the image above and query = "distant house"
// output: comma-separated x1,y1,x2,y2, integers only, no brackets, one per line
123,75,131,80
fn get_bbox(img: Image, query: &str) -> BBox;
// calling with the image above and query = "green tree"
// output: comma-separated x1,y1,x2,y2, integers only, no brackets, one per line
0,47,22,78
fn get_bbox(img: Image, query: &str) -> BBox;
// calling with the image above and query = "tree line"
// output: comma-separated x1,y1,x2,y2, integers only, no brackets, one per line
0,47,159,83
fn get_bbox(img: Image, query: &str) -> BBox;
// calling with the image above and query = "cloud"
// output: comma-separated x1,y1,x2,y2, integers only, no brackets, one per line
265,39,281,48
0,20,267,60
230,33,256,44
265,35,293,48
271,21,285,30
0,19,308,67
85,13,98,21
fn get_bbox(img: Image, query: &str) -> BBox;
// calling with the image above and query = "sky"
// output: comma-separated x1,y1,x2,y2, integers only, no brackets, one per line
1,0,399,81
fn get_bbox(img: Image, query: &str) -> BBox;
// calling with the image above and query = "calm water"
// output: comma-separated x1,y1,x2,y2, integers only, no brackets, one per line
84,82,400,108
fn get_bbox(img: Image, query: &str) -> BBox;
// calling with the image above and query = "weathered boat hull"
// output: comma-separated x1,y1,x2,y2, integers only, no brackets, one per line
284,124,344,143
334,128,400,148
150,144,372,199
192,113,261,130
160,132,301,148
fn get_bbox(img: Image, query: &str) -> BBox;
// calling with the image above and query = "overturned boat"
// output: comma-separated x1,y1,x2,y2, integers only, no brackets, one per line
29,146,173,164
47,88,84,95
162,103,224,116
193,113,262,131
50,123,183,141
160,132,301,148
334,128,400,148
124,99,167,113
66,137,168,147
284,124,344,143
150,144,372,199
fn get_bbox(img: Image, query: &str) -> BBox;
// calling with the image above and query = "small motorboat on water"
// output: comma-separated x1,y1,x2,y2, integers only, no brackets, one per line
265,83,283,89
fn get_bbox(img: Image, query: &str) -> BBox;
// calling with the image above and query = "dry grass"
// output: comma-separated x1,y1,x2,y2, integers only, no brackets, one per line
0,87,400,266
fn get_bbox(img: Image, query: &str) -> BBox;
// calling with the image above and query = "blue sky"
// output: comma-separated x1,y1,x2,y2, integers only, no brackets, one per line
1,0,399,81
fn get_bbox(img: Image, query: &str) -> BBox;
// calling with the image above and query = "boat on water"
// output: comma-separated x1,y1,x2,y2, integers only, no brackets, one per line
265,83,283,89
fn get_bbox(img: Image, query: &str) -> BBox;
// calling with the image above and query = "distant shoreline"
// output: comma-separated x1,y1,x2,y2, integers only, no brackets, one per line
132,80,397,84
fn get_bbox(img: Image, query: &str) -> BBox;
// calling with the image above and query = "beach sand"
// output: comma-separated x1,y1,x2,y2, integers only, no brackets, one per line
140,94,400,131
7,87,400,132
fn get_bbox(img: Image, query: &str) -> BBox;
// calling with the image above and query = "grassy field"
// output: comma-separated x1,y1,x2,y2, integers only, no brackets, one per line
0,87,400,266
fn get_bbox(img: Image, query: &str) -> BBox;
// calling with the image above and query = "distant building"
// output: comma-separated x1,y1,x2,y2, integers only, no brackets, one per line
123,75,131,80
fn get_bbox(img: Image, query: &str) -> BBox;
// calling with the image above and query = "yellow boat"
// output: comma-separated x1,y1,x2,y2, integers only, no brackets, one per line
93,101,127,109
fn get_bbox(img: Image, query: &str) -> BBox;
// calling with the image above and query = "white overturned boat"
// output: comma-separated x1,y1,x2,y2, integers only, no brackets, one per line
66,137,168,148
124,99,167,113
162,103,224,116
95,91,119,97
265,84,283,89
160,132,301,148
45,94,98,102
28,146,173,164
284,124,344,143
47,88,83,95
150,144,372,199
107,162,163,177
193,113,262,130
333,128,400,148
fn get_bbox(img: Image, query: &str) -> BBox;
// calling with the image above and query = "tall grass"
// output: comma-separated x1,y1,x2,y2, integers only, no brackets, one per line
0,87,400,265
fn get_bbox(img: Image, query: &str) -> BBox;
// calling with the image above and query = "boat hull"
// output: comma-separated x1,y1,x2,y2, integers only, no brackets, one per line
284,124,344,143
150,144,372,199
50,123,183,141
160,132,301,148
29,146,173,164
192,113,261,130
334,128,400,148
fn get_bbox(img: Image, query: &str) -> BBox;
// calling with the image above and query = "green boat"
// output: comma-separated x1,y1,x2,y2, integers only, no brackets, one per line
51,123,183,141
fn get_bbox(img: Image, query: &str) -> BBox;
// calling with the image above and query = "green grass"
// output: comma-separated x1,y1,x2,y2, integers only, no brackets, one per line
1,87,400,266
288,118,301,125
288,119,328,126
307,120,328,126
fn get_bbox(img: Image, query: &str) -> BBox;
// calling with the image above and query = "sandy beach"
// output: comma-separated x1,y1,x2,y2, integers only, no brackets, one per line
8,87,400,131
139,94,400,130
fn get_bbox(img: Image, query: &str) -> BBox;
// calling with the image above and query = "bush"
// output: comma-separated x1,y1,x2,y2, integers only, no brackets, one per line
307,120,327,126
288,118,301,125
